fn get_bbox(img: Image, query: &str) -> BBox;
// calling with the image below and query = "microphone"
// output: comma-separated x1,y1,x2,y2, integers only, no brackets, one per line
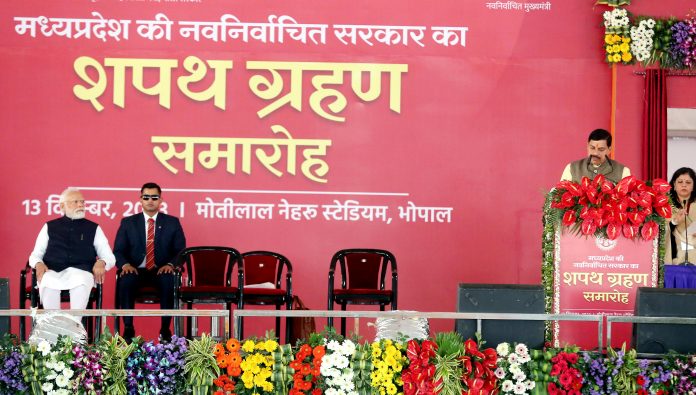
684,200,692,266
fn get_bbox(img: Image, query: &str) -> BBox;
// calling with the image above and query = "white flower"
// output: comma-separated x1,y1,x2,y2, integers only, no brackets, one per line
526,381,536,390
55,374,70,388
38,340,51,356
55,361,66,371
513,371,527,381
515,344,528,356
496,343,510,357
507,353,518,364
326,340,341,352
62,368,73,379
509,363,521,374
513,382,527,394
494,367,506,379
42,382,54,392
501,380,514,392
517,354,531,364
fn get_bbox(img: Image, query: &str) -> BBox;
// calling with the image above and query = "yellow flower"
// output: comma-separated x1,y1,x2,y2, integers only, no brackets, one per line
622,37,630,43
612,34,621,43
386,383,397,395
613,54,621,62
264,340,278,352
611,44,620,53
604,34,613,44
372,347,382,358
622,52,632,62
606,45,614,54
607,55,614,62
619,43,629,53
242,340,256,353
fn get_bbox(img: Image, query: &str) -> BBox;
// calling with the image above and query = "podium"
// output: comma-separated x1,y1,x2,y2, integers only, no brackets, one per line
550,232,658,349
542,175,669,349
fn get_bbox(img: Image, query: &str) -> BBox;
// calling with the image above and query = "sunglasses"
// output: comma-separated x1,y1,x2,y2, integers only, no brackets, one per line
141,195,160,201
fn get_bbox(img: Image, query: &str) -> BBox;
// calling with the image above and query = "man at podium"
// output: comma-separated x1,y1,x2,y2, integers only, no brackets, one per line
560,128,631,184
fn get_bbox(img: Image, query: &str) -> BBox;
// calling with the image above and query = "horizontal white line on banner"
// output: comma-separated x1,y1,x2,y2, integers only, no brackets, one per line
73,186,409,197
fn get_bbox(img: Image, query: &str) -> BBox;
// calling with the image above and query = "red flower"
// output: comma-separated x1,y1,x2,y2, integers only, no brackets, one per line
622,224,639,239
581,219,596,235
636,375,646,386
652,179,670,193
640,221,659,241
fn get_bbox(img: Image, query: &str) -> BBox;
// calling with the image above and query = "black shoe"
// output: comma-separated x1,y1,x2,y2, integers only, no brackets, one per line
159,327,172,342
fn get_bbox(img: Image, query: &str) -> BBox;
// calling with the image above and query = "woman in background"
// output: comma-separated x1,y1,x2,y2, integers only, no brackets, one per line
665,167,696,264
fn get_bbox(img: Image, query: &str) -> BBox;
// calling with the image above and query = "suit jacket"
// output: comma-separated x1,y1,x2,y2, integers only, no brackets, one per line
114,212,186,269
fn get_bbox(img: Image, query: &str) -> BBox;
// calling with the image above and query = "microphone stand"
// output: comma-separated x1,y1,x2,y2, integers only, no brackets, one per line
683,200,693,266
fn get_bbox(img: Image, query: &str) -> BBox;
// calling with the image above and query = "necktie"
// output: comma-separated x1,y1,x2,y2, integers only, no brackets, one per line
146,218,155,270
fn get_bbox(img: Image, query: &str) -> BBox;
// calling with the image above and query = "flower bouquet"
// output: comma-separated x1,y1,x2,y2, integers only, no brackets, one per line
402,339,440,395
370,338,406,395
0,334,28,394
125,335,188,394
603,8,633,64
289,335,325,395
20,336,76,395
322,338,359,395
238,336,279,395
550,175,671,240
460,335,498,395
72,342,105,393
494,342,535,395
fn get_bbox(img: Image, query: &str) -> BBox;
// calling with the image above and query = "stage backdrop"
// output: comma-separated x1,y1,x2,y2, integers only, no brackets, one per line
0,0,692,340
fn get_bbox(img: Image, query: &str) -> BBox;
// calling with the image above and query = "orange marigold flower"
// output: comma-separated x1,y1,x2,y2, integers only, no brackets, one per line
226,338,241,352
223,383,235,391
217,356,229,368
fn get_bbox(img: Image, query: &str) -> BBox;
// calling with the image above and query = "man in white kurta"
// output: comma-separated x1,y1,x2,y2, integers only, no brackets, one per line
28,188,115,309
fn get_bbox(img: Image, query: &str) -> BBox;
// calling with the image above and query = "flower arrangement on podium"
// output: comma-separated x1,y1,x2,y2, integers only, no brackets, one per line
549,175,671,241
493,342,535,395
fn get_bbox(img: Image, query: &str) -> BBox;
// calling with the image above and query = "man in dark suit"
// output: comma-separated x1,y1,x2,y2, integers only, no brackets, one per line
114,182,186,341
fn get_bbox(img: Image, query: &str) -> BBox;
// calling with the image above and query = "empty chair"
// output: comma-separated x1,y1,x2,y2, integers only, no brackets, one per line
176,246,243,338
241,251,293,342
327,249,398,336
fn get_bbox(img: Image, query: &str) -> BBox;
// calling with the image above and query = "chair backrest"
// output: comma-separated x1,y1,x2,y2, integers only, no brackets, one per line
330,249,397,290
241,251,292,287
177,246,242,287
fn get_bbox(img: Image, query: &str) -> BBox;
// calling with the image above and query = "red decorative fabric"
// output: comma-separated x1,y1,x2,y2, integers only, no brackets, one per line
642,69,668,180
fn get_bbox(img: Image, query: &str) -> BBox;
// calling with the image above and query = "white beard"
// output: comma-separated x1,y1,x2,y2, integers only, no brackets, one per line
65,210,86,220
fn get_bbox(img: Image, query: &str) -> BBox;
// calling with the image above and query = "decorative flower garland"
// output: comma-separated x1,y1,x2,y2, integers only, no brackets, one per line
401,339,440,395
321,339,358,395
494,342,534,395
370,339,406,395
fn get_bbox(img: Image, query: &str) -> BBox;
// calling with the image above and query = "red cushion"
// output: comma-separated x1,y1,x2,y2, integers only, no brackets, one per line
333,288,392,296
180,285,239,295
243,287,286,296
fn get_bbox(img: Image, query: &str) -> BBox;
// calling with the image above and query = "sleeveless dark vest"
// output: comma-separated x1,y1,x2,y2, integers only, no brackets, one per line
569,158,625,184
43,216,98,273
